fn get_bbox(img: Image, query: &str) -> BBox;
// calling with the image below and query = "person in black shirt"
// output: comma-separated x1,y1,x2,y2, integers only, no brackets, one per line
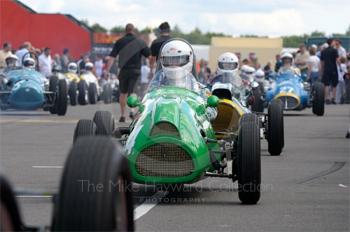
150,22,171,74
320,38,338,104
107,23,151,122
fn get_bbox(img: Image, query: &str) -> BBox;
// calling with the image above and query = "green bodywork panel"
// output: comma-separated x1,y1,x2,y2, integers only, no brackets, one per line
125,87,220,184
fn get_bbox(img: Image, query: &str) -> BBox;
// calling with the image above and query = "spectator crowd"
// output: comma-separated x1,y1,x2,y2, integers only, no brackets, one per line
0,23,349,115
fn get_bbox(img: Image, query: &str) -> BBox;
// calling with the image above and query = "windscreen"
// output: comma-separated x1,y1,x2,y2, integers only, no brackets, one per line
148,70,199,92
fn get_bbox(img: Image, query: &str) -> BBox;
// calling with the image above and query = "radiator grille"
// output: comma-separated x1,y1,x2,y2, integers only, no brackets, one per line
277,95,299,110
136,143,194,177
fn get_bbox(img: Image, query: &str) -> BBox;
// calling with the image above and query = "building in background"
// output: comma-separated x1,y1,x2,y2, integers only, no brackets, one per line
0,0,92,59
209,37,283,71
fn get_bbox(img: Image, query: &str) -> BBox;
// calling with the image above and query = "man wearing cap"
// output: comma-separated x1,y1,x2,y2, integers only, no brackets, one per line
107,23,151,122
0,42,13,69
150,22,171,73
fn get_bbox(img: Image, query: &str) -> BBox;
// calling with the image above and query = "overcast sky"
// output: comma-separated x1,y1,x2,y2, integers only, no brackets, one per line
21,0,350,37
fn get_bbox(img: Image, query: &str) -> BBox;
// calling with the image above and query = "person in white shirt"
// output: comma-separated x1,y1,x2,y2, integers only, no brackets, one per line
38,47,52,77
15,42,32,66
336,57,347,104
307,47,321,85
0,42,13,69
335,39,347,59
140,58,151,98
94,55,104,78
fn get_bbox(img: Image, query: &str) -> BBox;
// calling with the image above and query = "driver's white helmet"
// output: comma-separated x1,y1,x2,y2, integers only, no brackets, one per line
241,65,255,75
5,54,18,67
217,52,239,74
68,62,78,73
281,52,293,65
23,57,36,68
160,40,194,80
255,69,265,82
85,62,94,70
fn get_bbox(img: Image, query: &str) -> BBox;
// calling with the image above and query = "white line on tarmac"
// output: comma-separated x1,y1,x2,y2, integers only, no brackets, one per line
32,166,63,169
134,191,168,220
16,195,52,198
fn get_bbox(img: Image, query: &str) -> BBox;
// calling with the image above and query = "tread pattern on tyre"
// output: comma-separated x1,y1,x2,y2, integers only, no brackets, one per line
78,81,87,105
312,82,325,116
103,83,113,104
56,79,68,116
49,75,59,114
53,136,134,231
68,82,77,106
88,83,97,104
73,119,96,143
268,99,284,156
93,111,115,136
238,113,261,204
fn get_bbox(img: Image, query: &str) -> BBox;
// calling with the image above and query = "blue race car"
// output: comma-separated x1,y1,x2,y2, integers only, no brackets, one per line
0,66,67,115
265,70,324,116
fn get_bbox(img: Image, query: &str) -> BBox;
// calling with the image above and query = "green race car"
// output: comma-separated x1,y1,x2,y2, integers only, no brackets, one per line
73,39,262,204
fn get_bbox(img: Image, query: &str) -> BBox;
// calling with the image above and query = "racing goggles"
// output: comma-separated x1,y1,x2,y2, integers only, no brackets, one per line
161,55,190,67
218,62,238,70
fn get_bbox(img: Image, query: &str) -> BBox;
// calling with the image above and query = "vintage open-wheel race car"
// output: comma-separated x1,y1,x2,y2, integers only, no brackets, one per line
210,71,285,156
72,39,269,204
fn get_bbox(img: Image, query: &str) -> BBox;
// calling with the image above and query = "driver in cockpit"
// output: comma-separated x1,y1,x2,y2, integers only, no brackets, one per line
278,52,300,76
149,39,199,92
4,55,18,72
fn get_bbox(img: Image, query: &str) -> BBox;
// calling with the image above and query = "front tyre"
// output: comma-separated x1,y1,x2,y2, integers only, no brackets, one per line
68,82,77,106
237,113,261,204
88,83,98,104
93,111,115,136
78,80,88,105
56,79,68,116
73,119,96,143
49,75,59,114
267,99,284,156
52,136,134,231
312,82,325,116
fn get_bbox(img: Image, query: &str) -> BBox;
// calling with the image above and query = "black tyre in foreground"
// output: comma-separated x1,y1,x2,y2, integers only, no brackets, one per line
88,83,98,104
312,82,325,116
78,80,88,105
53,136,134,231
267,99,284,156
68,81,77,106
237,113,261,204
73,119,96,143
93,111,115,136
0,176,24,231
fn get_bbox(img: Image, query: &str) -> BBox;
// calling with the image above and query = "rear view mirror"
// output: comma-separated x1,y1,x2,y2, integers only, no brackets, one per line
207,95,219,108
127,95,140,108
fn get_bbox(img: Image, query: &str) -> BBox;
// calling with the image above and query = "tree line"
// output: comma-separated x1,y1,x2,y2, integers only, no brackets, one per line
83,20,350,48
